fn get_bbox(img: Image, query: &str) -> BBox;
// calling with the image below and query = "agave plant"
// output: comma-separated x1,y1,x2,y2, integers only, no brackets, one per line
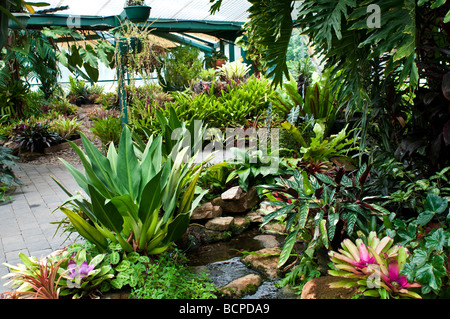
53,126,207,255
328,231,422,299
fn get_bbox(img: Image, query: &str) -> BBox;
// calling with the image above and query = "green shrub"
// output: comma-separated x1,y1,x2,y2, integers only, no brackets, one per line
163,75,274,130
11,120,60,153
96,92,119,109
130,249,218,299
0,146,22,188
90,117,122,149
162,45,203,91
0,80,29,119
382,193,450,298
49,116,82,140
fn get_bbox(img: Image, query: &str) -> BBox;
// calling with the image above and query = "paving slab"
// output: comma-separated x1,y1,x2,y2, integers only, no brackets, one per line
0,163,84,294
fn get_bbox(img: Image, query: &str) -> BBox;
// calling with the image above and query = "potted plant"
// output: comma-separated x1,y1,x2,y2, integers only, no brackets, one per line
124,0,151,23
204,50,228,69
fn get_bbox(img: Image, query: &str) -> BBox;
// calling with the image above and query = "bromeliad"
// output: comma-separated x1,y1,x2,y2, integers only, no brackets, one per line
328,231,394,276
328,231,422,299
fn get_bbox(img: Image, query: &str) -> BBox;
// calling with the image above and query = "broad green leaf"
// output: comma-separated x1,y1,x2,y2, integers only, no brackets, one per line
79,44,98,68
59,207,108,252
106,143,118,174
319,219,329,249
327,208,340,241
315,173,336,186
278,225,299,267
416,211,435,226
109,194,140,224
117,127,141,200
84,62,99,83
58,158,89,195
424,193,448,214
415,255,446,291
298,202,309,228
89,185,124,233
425,228,447,252
67,137,113,199
302,171,314,195
179,168,202,214
261,203,296,227
81,133,121,195
138,171,162,226
444,10,450,23
345,211,357,235
161,212,191,246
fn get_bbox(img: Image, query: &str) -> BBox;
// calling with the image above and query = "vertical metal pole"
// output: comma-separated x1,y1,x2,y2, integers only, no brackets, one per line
117,39,128,128
229,43,235,62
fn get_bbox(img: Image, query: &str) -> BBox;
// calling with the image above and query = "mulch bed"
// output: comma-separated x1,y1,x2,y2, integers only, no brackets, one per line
18,104,104,166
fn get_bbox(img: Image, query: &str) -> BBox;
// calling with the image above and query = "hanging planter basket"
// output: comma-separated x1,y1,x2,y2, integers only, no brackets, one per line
118,37,143,55
124,5,151,23
8,13,30,29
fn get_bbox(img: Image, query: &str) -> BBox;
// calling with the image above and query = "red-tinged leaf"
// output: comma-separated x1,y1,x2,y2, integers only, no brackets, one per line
358,163,372,186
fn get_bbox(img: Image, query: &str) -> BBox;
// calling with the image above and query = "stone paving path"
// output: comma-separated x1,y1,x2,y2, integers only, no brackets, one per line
0,163,83,294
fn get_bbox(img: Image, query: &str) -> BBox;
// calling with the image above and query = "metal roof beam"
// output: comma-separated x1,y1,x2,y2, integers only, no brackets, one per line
152,31,213,53
26,14,243,36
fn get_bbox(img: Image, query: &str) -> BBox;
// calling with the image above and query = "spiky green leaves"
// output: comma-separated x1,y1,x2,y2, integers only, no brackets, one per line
55,126,205,255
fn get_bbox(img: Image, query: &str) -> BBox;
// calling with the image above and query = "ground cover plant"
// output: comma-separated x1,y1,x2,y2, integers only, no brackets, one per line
2,241,217,299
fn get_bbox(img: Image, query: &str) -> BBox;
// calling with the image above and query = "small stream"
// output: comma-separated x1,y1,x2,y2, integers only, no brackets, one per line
187,227,265,266
186,227,298,299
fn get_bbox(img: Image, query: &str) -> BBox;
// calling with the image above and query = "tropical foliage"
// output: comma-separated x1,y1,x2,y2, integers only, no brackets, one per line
54,126,206,255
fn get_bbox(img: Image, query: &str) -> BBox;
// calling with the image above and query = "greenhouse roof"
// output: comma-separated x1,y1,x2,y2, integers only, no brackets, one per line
26,0,249,46
38,0,251,22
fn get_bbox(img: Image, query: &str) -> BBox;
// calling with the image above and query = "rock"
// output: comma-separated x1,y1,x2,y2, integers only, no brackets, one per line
231,216,250,235
221,186,243,200
253,235,280,248
221,274,262,298
177,224,232,250
212,186,260,214
199,257,259,287
246,211,264,223
261,222,286,234
258,203,279,214
191,202,222,220
242,247,282,279
205,217,235,232
301,276,358,299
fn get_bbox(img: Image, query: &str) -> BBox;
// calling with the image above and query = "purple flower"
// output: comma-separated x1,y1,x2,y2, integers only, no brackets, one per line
354,243,376,268
67,260,94,280
381,260,421,291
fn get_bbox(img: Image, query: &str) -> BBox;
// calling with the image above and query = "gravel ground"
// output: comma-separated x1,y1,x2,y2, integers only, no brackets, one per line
17,104,104,166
